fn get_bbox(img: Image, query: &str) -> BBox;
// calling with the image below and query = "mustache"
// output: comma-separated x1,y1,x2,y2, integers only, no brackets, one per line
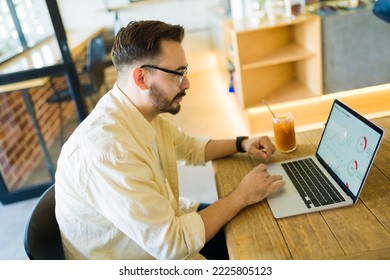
173,91,186,101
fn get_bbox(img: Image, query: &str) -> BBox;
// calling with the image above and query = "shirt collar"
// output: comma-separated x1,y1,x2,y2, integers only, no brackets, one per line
111,82,157,146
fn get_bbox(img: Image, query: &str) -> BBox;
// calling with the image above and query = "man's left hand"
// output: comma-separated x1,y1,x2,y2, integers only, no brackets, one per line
242,136,276,162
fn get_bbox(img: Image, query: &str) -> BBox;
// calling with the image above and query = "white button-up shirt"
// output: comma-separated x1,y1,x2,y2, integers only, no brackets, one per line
55,83,209,259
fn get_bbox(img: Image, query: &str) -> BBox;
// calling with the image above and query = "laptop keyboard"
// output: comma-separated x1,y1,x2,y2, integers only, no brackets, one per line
282,158,346,209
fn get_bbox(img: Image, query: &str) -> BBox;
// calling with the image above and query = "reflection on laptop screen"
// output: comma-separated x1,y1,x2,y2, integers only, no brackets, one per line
317,101,382,197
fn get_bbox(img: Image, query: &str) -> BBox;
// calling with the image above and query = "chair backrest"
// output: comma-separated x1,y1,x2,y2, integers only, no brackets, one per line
85,35,106,93
24,184,65,260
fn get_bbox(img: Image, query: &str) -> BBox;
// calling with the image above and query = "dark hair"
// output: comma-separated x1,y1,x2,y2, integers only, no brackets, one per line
111,20,185,72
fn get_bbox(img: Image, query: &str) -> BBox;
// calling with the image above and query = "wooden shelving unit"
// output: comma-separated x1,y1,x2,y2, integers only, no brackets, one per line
211,11,390,135
226,14,322,109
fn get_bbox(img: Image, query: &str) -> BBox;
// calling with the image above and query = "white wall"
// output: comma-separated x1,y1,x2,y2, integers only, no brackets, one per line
57,0,118,30
58,0,221,32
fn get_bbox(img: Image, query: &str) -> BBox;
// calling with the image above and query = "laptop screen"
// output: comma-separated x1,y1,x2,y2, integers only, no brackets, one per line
316,99,384,201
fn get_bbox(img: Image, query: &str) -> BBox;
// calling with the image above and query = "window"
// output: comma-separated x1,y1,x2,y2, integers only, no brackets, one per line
0,1,23,61
0,0,53,63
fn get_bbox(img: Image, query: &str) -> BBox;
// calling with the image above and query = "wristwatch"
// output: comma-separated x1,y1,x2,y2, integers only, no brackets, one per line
236,136,248,153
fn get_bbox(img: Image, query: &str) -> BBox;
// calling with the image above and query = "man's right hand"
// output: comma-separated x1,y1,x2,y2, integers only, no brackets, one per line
232,164,285,208
198,164,284,242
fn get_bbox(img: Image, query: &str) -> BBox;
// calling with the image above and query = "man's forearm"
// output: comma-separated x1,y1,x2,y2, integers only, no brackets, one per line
204,139,239,162
197,191,245,242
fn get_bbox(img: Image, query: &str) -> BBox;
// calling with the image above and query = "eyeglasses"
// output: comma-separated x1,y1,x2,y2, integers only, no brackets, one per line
140,64,188,86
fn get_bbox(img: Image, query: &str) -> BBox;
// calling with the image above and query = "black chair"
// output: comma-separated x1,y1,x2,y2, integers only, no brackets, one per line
82,35,108,102
47,35,108,144
24,184,65,260
101,28,115,67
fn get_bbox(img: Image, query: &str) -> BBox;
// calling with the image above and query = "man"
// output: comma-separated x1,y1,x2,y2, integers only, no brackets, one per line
55,20,285,260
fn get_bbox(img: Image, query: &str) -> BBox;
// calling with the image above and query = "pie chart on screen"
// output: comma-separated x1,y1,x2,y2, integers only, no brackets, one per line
357,136,367,153
348,159,358,176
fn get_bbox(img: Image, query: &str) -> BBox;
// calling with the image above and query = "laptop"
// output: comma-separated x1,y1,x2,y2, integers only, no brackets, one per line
267,99,384,218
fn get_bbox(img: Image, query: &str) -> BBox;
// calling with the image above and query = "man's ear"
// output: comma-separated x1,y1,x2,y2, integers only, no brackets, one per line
132,67,148,90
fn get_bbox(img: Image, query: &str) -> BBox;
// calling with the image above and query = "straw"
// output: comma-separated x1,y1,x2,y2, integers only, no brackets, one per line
263,99,276,119
263,99,290,134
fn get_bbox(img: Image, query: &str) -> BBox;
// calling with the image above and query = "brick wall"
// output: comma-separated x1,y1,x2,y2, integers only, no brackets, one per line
0,76,75,191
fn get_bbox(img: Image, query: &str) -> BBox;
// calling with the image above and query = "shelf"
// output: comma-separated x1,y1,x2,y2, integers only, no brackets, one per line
238,57,321,108
106,0,173,12
242,43,315,70
214,11,390,135
259,79,319,106
227,14,318,33
238,77,319,110
227,14,322,109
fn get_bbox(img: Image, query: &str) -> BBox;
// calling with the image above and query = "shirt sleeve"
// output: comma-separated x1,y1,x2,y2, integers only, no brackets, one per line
161,117,210,166
84,154,206,260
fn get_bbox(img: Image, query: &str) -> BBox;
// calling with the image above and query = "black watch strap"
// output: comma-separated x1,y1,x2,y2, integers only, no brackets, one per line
236,136,248,153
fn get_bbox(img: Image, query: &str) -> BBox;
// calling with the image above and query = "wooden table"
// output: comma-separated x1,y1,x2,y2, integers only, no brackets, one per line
212,115,390,259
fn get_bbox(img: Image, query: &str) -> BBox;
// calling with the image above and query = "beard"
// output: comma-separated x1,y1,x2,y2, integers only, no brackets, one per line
149,82,186,115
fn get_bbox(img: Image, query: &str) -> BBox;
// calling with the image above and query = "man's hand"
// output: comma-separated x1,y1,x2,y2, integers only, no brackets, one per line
198,163,284,242
241,136,276,161
232,163,285,207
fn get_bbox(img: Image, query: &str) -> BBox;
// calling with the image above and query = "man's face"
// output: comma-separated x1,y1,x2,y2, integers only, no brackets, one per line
149,81,186,115
146,40,189,115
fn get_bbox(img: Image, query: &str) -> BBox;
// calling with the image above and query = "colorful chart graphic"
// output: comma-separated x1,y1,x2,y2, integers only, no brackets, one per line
357,136,368,153
317,103,382,197
348,159,358,176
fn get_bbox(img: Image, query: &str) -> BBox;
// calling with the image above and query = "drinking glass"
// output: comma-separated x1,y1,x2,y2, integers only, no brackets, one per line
273,112,296,153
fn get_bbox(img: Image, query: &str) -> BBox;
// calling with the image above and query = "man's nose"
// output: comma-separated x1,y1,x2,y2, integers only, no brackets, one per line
181,75,190,90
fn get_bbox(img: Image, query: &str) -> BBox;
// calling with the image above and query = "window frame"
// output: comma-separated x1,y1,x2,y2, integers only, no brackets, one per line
0,0,88,205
